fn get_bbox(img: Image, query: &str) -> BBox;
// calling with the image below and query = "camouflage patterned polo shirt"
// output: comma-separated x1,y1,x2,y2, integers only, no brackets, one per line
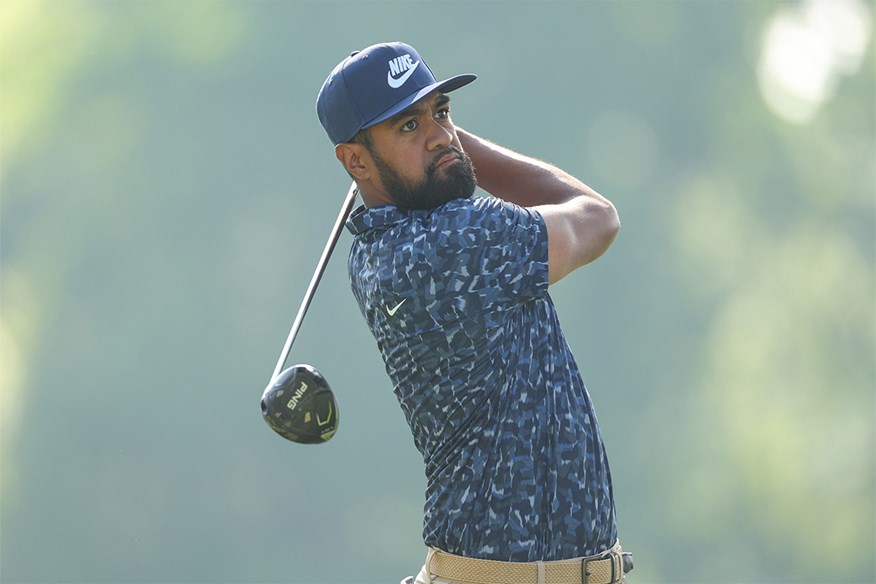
345,195,617,562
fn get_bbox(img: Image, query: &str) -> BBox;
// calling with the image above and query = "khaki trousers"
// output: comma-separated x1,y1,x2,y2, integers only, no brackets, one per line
410,546,630,584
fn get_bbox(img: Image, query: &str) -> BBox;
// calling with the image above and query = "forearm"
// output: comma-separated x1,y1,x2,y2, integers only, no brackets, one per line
457,127,605,208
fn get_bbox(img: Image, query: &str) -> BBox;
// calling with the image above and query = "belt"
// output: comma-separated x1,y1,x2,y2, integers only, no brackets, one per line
428,540,633,584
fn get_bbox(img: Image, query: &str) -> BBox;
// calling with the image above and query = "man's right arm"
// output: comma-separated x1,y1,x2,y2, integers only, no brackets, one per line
456,128,620,285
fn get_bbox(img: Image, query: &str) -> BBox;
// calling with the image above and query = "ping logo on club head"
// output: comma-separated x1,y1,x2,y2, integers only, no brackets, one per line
285,381,309,410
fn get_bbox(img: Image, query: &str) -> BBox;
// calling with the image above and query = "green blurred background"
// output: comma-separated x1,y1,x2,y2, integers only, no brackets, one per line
2,1,873,582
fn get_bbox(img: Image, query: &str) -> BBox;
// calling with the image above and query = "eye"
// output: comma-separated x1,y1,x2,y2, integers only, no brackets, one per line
401,119,418,132
435,106,451,120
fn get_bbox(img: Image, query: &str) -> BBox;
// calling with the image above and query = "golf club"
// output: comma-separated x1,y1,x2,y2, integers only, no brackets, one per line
260,182,358,444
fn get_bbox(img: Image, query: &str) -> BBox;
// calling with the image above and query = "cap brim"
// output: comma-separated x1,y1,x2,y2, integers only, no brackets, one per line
361,73,477,134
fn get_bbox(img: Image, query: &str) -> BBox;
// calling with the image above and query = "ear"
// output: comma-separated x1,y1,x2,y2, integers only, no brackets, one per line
335,143,372,181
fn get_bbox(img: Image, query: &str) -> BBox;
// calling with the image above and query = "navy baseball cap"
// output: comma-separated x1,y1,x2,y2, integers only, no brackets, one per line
317,42,477,145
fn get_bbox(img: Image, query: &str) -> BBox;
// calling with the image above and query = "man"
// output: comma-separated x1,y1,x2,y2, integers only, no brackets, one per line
316,42,632,584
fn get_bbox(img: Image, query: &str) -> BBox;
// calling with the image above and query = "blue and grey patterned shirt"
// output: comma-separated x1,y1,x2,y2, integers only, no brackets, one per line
345,195,616,562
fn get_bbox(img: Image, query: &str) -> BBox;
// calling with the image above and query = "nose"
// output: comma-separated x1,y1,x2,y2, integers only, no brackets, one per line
425,118,453,152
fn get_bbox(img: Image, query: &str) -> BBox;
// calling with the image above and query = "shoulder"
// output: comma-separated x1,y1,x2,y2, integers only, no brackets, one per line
431,196,544,233
417,197,548,278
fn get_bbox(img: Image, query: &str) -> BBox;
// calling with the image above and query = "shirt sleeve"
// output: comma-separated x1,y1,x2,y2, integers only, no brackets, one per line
418,196,549,321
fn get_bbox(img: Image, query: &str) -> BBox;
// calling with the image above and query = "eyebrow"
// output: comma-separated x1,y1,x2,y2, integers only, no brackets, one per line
387,93,451,127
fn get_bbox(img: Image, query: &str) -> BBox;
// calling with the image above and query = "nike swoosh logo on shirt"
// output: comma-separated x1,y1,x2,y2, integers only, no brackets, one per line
387,61,420,88
386,299,407,316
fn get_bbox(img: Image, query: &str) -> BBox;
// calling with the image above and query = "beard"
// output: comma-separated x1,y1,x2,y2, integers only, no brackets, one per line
370,146,477,211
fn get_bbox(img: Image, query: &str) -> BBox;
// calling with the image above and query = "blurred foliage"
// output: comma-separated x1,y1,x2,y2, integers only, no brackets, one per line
1,1,873,583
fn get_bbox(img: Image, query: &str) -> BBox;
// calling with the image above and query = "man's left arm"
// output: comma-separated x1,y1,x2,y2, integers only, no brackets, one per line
456,128,619,284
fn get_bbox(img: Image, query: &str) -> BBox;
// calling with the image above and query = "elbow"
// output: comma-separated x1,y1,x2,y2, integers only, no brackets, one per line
606,200,621,238
574,198,620,270
598,199,620,251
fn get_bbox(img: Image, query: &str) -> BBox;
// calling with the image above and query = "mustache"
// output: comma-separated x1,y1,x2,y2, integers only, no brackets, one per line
427,146,467,174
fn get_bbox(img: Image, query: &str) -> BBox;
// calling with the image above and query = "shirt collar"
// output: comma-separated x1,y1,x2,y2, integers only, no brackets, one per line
345,204,410,235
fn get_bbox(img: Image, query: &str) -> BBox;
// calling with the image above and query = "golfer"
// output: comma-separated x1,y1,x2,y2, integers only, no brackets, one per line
317,42,632,584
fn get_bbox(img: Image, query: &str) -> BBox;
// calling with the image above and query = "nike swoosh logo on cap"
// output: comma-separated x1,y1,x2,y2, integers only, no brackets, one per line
387,61,420,88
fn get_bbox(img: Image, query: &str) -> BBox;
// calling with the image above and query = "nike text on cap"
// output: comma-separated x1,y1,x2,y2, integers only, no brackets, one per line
316,41,477,145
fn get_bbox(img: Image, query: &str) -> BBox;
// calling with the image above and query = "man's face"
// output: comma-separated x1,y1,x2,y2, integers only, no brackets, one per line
362,92,476,210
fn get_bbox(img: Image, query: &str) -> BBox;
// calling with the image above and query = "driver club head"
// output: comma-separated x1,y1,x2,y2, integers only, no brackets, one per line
260,364,339,444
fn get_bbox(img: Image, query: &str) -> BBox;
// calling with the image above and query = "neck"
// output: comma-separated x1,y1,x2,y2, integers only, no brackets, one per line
355,181,395,208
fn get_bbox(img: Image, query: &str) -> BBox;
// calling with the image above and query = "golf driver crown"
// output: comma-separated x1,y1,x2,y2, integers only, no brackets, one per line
261,364,339,444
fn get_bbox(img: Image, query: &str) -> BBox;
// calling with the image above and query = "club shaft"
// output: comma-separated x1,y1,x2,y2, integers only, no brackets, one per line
270,182,358,382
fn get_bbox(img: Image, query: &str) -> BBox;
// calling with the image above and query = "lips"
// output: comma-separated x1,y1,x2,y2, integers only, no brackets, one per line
434,151,461,169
